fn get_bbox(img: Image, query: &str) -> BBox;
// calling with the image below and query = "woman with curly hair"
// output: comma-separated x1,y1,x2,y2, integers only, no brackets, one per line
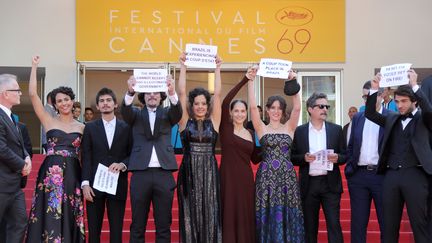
26,56,85,243
176,53,222,243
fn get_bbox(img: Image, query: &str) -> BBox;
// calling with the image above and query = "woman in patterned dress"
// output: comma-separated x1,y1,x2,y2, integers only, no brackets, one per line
176,53,223,243
248,66,305,243
26,56,85,243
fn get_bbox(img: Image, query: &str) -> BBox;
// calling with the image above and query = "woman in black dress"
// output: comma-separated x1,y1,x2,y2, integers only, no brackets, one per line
26,56,85,243
176,53,223,243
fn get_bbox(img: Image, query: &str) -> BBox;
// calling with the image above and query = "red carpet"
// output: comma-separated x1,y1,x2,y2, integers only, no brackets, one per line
25,154,414,242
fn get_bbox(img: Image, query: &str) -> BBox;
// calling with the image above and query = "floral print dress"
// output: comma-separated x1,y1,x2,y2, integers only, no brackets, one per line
26,129,85,243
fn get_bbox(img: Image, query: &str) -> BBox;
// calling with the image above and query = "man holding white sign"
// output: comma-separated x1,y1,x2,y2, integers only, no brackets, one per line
81,87,132,243
292,92,345,243
122,74,182,243
365,70,432,243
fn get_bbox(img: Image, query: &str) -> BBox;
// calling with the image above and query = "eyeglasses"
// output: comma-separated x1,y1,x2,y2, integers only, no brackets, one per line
6,89,22,94
313,104,331,110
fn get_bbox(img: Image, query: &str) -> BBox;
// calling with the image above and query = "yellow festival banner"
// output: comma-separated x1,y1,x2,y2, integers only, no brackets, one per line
76,0,345,62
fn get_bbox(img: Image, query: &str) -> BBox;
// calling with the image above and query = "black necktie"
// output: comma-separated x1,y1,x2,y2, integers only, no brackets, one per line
400,113,414,121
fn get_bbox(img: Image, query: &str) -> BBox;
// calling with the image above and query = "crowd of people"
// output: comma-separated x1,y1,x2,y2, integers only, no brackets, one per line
0,54,431,243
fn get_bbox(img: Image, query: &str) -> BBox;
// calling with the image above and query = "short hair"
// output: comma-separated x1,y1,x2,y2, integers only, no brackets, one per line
50,86,75,106
96,87,117,104
46,91,53,103
363,80,371,90
85,107,94,113
265,95,287,121
0,74,17,91
73,101,81,109
230,99,248,111
137,92,167,106
188,87,212,118
394,85,417,103
306,92,328,116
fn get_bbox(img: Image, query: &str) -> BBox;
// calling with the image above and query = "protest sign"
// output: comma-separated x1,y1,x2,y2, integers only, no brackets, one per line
133,69,167,93
257,58,292,79
380,63,412,87
185,43,218,68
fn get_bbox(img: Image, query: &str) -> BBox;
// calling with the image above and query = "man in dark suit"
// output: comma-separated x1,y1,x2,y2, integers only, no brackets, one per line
292,92,346,243
365,70,432,243
0,74,31,243
421,75,432,102
81,87,132,243
342,106,358,146
121,75,182,243
345,88,388,243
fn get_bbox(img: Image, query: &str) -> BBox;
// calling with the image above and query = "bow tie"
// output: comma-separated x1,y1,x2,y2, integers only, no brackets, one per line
400,113,414,121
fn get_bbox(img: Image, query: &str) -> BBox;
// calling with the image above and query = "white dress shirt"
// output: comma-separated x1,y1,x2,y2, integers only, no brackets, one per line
308,122,328,176
103,117,116,149
358,107,382,166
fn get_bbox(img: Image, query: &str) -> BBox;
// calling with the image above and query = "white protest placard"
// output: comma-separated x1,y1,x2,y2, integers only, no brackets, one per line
257,58,293,79
185,43,218,68
133,69,167,93
309,149,334,171
93,163,120,195
379,63,412,88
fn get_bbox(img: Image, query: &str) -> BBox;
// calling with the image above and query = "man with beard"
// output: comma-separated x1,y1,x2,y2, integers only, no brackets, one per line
292,92,346,243
365,70,432,243
122,75,182,243
81,87,132,243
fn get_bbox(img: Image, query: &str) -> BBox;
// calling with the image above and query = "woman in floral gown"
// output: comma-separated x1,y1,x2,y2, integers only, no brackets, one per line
248,66,305,242
26,56,85,243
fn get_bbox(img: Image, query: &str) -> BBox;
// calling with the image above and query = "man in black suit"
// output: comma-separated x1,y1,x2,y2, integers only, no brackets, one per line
121,75,182,243
342,106,358,146
292,92,346,243
365,70,432,243
345,87,387,243
421,75,432,102
81,87,132,243
0,74,31,243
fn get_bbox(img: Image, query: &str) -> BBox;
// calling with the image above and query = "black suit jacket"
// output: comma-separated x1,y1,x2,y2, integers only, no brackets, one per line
365,89,432,174
344,110,388,177
121,100,182,171
421,75,432,102
292,121,346,199
81,118,132,200
0,109,29,193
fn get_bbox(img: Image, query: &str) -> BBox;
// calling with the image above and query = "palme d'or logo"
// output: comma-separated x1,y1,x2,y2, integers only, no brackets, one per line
275,6,314,26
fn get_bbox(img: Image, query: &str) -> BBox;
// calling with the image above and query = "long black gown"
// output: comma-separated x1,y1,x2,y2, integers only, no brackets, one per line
26,129,85,243
177,119,222,243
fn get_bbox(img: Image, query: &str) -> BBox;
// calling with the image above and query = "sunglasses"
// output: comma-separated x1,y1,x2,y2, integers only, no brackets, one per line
313,104,331,110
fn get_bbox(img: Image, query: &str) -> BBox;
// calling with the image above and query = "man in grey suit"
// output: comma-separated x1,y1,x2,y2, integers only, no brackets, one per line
0,74,31,243
121,75,182,243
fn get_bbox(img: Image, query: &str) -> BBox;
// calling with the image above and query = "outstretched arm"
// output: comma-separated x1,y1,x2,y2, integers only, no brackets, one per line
247,66,265,138
211,56,222,132
365,73,386,127
29,56,54,129
177,53,189,131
